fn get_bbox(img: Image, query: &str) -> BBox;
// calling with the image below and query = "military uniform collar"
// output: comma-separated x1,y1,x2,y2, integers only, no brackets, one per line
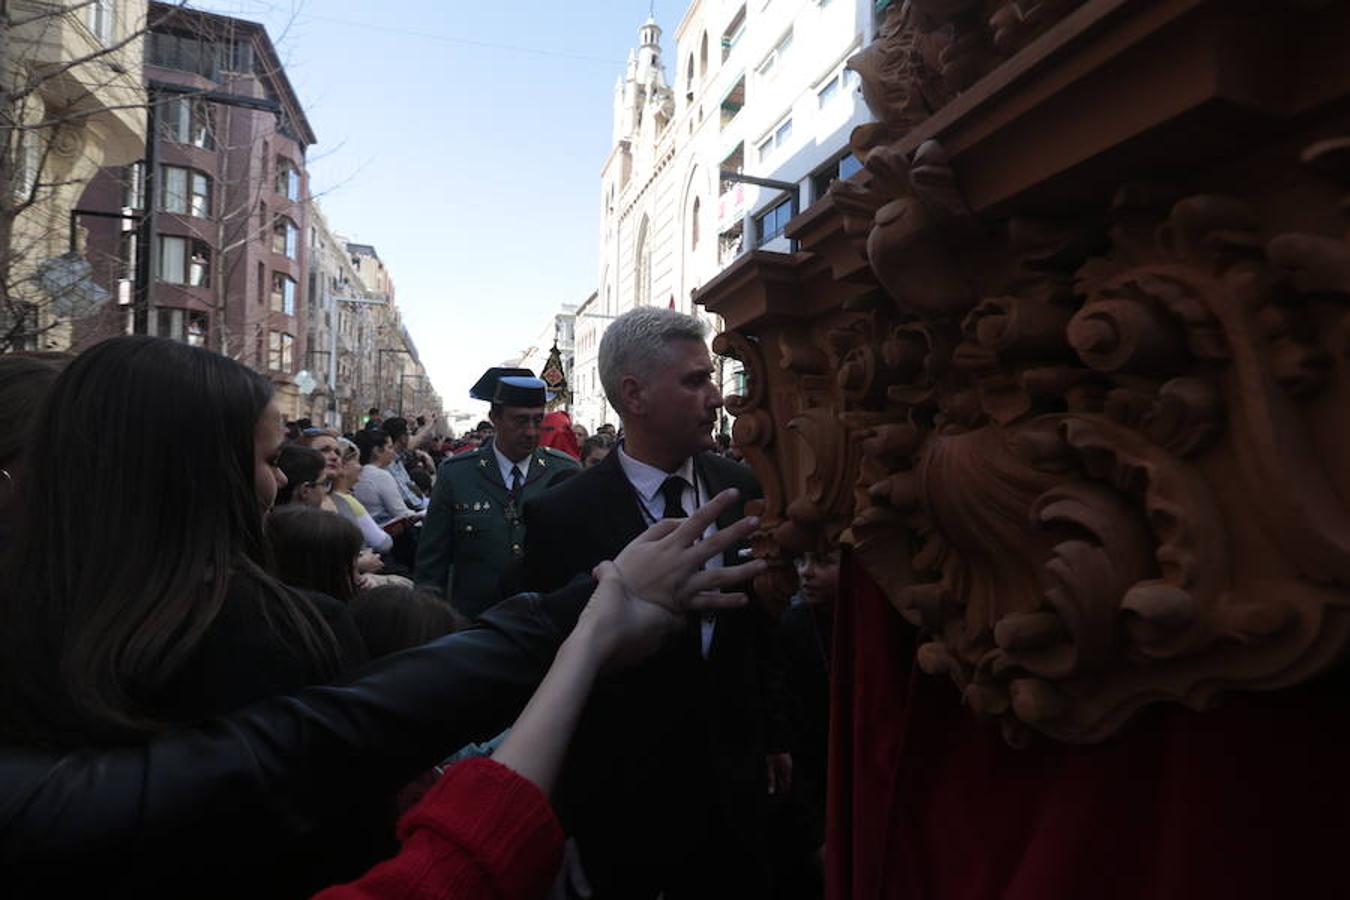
489,441,532,485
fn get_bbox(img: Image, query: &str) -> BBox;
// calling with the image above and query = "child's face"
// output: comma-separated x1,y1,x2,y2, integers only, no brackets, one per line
796,551,840,605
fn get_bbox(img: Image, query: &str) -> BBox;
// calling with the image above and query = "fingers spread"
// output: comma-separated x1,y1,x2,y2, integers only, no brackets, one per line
686,590,750,612
684,515,759,568
636,519,682,543
684,559,766,596
669,488,739,545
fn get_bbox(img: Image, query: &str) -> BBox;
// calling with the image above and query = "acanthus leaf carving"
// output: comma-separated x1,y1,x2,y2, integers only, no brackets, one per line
702,9,1350,744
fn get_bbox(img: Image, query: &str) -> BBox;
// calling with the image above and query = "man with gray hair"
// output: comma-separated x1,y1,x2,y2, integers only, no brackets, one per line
523,306,789,899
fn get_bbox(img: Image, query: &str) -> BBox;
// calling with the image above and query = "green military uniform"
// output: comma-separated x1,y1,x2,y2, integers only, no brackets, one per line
414,441,578,617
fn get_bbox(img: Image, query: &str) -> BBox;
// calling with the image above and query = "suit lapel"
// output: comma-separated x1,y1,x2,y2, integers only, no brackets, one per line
694,452,741,534
476,443,509,494
594,448,648,544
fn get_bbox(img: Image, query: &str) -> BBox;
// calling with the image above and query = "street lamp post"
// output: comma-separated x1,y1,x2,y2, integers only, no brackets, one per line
376,348,410,415
307,349,335,425
399,373,427,417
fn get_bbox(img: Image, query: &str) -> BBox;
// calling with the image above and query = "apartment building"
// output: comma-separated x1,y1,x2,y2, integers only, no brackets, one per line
572,0,875,430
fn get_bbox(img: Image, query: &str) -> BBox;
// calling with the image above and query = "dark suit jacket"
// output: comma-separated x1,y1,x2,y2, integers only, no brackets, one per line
523,449,787,898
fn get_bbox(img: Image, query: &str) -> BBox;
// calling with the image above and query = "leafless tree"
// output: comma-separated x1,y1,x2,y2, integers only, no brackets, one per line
0,0,173,350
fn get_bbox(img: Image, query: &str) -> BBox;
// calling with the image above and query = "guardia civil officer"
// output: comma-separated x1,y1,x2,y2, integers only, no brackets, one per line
413,368,579,617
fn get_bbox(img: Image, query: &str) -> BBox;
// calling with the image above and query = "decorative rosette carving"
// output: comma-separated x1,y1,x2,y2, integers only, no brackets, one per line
699,0,1350,742
831,145,1350,744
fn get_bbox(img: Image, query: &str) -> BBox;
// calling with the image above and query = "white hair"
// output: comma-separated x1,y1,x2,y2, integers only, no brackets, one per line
598,307,707,412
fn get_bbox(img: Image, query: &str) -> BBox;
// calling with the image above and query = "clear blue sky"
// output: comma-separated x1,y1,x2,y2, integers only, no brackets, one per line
195,0,685,414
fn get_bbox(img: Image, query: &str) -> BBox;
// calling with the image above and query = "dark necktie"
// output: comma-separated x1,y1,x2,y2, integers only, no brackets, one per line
510,464,524,496
660,475,689,519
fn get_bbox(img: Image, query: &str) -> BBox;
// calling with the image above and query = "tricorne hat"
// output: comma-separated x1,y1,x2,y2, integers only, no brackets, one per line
470,367,549,407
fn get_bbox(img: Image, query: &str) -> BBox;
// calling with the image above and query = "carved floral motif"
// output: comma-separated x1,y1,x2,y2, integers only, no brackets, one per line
711,135,1350,743
699,0,1350,744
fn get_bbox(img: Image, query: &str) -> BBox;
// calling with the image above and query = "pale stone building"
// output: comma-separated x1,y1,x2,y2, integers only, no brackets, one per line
3,0,148,351
572,0,876,431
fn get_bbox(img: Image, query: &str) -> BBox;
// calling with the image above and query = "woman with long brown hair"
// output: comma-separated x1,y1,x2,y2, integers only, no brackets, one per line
0,335,364,745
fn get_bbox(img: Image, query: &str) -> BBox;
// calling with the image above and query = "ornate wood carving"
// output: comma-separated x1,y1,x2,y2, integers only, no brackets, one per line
698,0,1350,744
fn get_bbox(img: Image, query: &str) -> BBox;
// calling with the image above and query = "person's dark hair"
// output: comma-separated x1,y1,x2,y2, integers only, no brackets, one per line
0,354,65,474
352,429,390,465
383,416,409,442
410,468,432,494
275,443,325,505
581,436,609,459
266,506,363,607
350,586,463,659
368,407,379,416
0,336,341,747
715,432,732,451
296,417,313,430
415,415,426,428
476,420,492,432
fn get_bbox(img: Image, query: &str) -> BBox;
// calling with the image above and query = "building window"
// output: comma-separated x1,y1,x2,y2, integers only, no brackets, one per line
719,220,745,266
88,0,115,44
160,166,210,217
149,32,243,78
276,158,301,201
756,30,793,80
691,197,701,250
721,74,746,129
118,232,138,305
634,216,651,307
271,272,297,315
810,151,863,201
116,162,142,211
269,331,294,372
157,235,211,287
155,307,209,346
273,217,299,259
161,97,213,149
757,117,793,163
686,53,695,94
817,67,855,108
754,196,794,246
818,74,840,107
11,130,43,201
699,31,709,76
256,261,265,306
721,6,746,62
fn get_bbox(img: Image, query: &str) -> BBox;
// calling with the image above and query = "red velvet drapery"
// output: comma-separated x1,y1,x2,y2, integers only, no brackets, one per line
826,557,1350,899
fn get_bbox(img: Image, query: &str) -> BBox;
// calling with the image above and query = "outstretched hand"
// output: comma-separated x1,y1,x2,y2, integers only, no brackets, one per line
576,489,766,668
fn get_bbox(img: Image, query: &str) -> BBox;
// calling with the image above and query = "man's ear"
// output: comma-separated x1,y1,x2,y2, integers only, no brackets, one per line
618,374,644,417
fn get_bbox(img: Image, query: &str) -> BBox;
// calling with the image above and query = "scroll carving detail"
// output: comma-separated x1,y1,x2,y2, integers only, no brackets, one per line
699,0,1350,744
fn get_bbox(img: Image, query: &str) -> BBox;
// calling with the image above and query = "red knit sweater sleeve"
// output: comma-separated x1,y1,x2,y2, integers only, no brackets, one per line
314,757,564,900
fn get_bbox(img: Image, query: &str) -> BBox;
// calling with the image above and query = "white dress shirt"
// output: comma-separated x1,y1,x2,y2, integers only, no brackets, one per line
616,444,720,658
492,442,531,489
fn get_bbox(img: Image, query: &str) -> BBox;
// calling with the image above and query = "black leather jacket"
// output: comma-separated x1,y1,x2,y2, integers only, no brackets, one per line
0,581,592,897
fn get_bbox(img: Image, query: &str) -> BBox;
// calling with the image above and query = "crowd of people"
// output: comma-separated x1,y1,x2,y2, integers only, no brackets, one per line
0,307,839,900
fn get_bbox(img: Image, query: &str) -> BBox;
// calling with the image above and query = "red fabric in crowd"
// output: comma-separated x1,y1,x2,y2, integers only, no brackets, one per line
540,412,581,460
826,555,1350,900
317,757,563,900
